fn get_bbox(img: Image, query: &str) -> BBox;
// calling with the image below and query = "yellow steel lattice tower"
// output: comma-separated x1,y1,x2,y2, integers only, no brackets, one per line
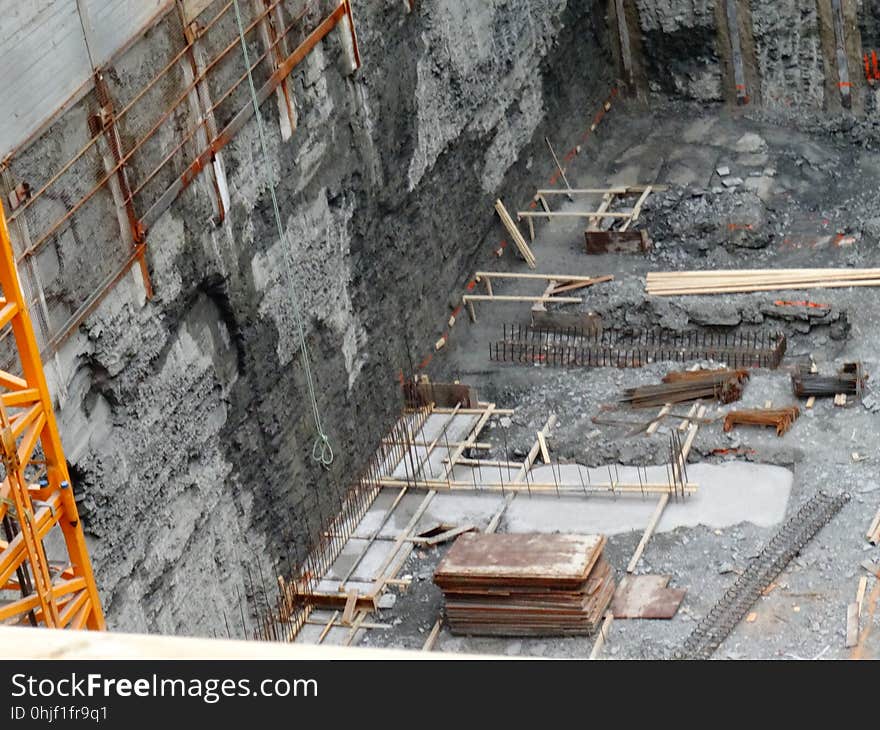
0,200,104,630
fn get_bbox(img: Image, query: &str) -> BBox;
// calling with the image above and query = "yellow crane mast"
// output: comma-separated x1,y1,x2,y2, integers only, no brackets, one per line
0,200,104,630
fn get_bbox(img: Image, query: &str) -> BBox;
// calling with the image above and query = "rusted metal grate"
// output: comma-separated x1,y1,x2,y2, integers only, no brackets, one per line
490,325,787,370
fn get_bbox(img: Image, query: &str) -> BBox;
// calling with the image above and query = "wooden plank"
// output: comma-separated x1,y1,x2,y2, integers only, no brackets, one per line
519,210,633,219
475,271,607,283
550,275,615,295
369,490,437,594
857,576,868,617
422,619,441,651
316,610,339,644
626,186,652,223
627,406,705,573
538,186,668,195
646,404,672,436
614,0,633,85
846,602,860,648
545,136,574,197
867,506,880,544
588,194,614,229
343,611,367,647
463,294,582,304
486,494,515,535
495,199,536,268
441,404,496,479
537,431,550,464
423,524,476,546
435,533,606,585
513,414,557,483
304,592,377,612
342,590,359,625
626,494,668,575
531,281,557,313
589,611,614,659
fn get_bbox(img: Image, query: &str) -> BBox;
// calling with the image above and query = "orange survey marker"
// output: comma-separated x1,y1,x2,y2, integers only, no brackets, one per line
865,51,880,81
773,300,829,309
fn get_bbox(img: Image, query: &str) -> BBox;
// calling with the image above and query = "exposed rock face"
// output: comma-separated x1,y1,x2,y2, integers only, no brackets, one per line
635,0,722,101
751,0,825,108
26,0,612,636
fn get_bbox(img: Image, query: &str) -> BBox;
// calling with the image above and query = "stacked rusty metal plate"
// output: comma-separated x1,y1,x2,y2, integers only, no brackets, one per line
434,533,614,636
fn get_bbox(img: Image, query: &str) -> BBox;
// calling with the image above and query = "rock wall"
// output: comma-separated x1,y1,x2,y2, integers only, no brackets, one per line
17,0,611,636
749,0,829,109
618,0,872,111
634,0,723,101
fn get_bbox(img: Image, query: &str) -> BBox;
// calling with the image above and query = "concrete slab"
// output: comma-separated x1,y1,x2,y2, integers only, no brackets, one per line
391,413,479,480
353,488,405,538
503,462,792,535
325,538,395,583
414,492,506,533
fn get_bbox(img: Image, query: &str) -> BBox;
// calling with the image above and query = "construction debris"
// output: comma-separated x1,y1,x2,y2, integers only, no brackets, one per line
621,369,749,409
792,362,866,399
434,533,615,636
611,575,686,619
723,405,800,436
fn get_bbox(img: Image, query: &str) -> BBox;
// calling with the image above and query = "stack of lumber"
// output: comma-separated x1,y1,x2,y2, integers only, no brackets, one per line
621,369,749,409
723,405,800,436
434,533,614,636
646,269,880,296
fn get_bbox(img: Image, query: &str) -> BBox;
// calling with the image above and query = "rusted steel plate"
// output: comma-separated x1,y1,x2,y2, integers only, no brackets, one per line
585,229,651,254
435,533,605,587
611,575,686,619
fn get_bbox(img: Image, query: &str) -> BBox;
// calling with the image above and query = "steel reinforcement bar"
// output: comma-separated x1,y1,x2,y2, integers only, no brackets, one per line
490,325,786,370
674,490,850,660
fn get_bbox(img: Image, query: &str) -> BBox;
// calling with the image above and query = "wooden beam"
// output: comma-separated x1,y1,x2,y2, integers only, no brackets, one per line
475,271,607,282
513,414,557,483
537,431,550,464
342,590,359,625
422,619,441,651
627,406,706,573
589,611,614,659
494,199,536,268
537,186,668,195
846,602,860,648
302,592,377,612
518,210,633,219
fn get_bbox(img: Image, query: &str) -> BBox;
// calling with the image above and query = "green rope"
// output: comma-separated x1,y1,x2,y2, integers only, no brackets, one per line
232,0,333,467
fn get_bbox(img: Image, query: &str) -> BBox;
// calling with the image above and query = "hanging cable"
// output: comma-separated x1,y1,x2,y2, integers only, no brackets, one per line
232,0,334,467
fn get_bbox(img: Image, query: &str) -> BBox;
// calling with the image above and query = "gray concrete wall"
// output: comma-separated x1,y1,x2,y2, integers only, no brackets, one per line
11,0,612,636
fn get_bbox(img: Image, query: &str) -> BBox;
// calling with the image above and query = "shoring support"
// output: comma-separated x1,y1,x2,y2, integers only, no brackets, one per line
724,0,749,104
831,0,853,109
